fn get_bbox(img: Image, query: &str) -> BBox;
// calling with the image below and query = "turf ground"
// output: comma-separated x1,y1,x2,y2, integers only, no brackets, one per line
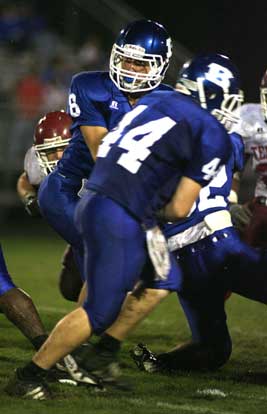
1,214,267,413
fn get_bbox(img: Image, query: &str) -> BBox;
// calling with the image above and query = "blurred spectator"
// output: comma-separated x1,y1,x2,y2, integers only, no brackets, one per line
42,79,68,114
0,2,46,51
41,54,77,113
0,5,110,197
77,34,107,71
5,57,46,175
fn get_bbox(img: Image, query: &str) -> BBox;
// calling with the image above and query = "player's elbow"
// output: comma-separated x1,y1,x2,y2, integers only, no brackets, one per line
170,200,192,220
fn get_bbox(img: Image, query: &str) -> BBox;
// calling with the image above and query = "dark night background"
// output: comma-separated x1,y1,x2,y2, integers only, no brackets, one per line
39,0,267,102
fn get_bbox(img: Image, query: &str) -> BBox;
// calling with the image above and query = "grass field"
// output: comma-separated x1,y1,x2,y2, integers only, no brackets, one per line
1,214,267,413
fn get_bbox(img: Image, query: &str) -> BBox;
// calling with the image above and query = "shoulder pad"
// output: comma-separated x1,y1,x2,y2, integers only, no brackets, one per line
71,71,112,101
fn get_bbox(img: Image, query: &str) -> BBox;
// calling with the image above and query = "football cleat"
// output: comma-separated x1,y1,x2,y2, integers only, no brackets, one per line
62,343,133,390
130,343,159,373
63,353,104,389
46,366,78,386
5,369,52,400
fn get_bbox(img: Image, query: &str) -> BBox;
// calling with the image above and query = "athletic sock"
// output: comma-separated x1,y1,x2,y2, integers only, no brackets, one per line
96,333,121,354
18,361,48,380
31,334,49,350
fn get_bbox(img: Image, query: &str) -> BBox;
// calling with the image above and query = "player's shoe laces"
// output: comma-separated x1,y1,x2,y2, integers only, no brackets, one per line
130,343,159,373
5,369,52,400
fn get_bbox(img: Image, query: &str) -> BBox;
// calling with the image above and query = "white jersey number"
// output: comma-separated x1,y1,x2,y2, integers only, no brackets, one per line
97,105,176,173
68,93,81,117
198,165,227,211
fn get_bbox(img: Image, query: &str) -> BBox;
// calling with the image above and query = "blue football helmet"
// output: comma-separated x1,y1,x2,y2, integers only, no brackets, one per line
260,69,267,122
175,53,244,131
110,19,172,93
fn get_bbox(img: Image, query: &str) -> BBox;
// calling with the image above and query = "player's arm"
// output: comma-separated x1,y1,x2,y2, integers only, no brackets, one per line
158,176,202,222
80,125,108,161
16,172,40,217
147,177,201,279
68,73,108,160
229,154,252,230
17,172,37,202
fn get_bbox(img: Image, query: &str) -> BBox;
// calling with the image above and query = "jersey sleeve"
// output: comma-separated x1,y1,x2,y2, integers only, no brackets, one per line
184,119,232,187
229,132,245,172
67,72,107,129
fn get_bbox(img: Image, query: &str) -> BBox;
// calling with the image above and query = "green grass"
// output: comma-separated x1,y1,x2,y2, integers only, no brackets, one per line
1,217,267,413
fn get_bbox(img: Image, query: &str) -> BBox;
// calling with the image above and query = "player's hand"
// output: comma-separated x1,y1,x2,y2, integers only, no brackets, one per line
146,225,170,280
229,203,252,231
24,195,41,217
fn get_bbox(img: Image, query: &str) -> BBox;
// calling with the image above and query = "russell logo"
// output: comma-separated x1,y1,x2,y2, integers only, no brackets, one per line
109,100,119,110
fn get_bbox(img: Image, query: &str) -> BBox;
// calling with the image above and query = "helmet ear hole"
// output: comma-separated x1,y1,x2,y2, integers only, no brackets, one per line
33,111,72,175
109,19,172,93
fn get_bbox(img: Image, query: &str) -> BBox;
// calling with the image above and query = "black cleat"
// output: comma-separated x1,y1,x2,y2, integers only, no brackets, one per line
62,343,131,390
130,343,159,373
5,369,52,400
63,352,104,390
65,343,121,383
46,366,79,386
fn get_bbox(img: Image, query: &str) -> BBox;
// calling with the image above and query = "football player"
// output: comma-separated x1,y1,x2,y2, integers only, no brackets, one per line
16,110,83,302
130,56,267,373
229,69,267,247
36,19,173,309
67,54,267,379
63,53,247,379
0,112,75,349
5,82,233,399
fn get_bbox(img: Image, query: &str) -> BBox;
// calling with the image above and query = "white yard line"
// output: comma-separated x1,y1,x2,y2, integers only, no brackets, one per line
127,397,242,414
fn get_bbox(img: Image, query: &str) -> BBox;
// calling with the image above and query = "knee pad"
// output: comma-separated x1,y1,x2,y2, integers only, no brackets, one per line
59,245,83,302
59,267,83,302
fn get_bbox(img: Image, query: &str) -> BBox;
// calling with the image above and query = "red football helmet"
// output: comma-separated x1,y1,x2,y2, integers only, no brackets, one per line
260,69,267,122
33,110,72,174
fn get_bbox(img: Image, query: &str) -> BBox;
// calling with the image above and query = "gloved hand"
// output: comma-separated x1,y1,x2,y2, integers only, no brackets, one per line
229,203,252,231
24,195,41,217
146,225,170,280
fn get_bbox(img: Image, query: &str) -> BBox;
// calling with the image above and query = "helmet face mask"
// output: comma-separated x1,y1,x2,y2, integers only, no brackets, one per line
34,138,70,175
175,54,244,131
33,111,72,175
110,20,172,93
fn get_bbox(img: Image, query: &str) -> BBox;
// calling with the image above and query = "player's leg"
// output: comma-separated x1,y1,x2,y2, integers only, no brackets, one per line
63,193,152,384
58,244,83,302
229,237,267,304
38,171,83,253
132,291,231,373
6,193,147,397
132,230,234,372
38,171,85,300
158,291,231,371
0,245,48,350
66,254,182,381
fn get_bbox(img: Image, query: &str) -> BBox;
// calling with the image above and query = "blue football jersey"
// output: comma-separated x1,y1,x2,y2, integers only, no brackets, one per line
163,131,245,236
87,90,232,226
56,71,172,180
